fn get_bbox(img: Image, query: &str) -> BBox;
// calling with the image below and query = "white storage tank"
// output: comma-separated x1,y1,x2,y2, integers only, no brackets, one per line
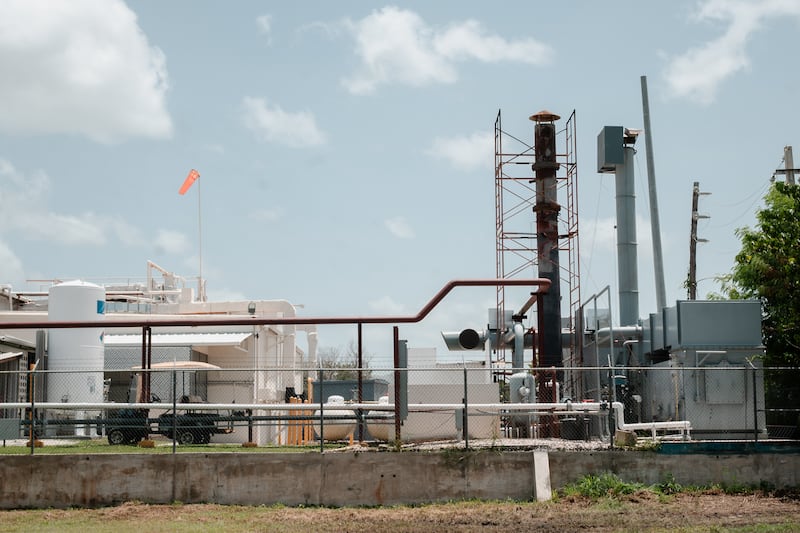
313,395,356,441
47,280,105,435
365,395,392,441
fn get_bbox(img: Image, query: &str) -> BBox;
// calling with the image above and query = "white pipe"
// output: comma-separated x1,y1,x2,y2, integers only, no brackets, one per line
3,401,614,411
512,322,525,370
595,325,641,338
0,284,12,309
593,325,642,349
12,400,689,432
11,400,692,440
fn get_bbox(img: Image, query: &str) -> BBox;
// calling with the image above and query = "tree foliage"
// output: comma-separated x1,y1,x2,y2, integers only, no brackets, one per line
317,340,373,381
719,182,800,368
718,182,800,429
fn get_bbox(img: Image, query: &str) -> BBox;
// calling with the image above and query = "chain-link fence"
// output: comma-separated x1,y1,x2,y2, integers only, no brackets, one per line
1,364,798,453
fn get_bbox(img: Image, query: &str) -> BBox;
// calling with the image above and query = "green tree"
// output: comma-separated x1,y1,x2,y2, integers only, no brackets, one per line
718,182,800,429
317,340,373,381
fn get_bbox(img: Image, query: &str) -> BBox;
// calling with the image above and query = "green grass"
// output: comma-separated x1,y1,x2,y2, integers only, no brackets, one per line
558,472,798,502
560,472,645,499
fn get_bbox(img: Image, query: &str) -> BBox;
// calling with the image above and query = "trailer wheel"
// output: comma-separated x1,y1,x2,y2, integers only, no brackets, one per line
107,429,126,445
177,430,196,445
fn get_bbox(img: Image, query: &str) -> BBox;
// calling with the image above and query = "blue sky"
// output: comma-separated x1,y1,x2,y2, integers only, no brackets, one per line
0,1,798,361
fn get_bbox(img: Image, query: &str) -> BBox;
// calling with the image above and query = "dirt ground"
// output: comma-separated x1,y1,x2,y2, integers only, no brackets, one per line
2,491,799,532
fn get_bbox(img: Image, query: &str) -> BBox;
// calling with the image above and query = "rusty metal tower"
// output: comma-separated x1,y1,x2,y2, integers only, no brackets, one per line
494,109,580,375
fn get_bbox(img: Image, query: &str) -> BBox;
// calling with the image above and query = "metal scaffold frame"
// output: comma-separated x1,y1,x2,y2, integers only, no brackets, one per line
494,110,580,375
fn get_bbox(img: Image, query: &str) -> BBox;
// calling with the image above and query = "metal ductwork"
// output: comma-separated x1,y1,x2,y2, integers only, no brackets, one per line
442,326,536,354
598,125,640,326
441,329,488,351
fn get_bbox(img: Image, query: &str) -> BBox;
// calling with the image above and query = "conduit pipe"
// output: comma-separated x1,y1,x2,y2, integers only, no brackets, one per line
512,322,525,370
0,278,551,330
16,400,691,437
592,325,642,346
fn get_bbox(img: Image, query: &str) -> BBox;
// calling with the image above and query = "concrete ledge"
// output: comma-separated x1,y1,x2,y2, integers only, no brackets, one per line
548,451,800,489
0,450,796,509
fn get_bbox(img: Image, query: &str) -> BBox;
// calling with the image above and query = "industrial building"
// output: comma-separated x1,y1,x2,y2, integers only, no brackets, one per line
0,261,317,445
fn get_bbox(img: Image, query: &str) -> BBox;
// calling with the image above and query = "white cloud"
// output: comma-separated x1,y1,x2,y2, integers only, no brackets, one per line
0,157,146,248
106,218,146,247
249,207,285,222
206,287,248,303
154,229,190,255
341,7,552,94
385,216,415,239
242,96,327,148
16,213,106,245
433,19,551,64
0,159,97,244
427,131,492,171
0,0,172,142
581,215,654,262
580,216,617,263
664,0,800,103
256,14,272,41
369,295,406,314
0,240,25,285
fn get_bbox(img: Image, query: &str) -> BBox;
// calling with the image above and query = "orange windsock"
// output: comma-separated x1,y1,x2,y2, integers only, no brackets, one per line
179,169,200,195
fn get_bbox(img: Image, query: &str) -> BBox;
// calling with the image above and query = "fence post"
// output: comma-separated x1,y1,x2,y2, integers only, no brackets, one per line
463,365,469,450
608,357,615,449
319,367,324,453
29,361,38,455
172,368,177,454
393,327,401,447
749,361,758,443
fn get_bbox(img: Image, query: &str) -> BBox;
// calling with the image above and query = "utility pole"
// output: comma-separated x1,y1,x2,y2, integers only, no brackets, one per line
687,182,710,300
774,146,797,185
640,75,667,311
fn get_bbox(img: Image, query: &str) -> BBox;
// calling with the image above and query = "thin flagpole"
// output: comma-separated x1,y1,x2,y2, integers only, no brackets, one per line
198,173,203,301
179,169,203,301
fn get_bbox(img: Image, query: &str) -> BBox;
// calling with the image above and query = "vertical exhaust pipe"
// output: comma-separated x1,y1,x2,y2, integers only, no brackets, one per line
598,126,640,326
530,110,563,368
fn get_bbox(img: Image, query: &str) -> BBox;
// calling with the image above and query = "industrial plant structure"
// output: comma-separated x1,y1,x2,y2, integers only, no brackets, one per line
0,261,317,445
0,82,778,446
442,95,766,442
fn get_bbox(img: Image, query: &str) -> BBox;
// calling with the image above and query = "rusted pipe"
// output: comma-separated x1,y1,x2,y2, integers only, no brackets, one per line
0,278,551,329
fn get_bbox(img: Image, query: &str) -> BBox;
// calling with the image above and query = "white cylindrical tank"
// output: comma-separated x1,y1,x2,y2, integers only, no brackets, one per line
365,395,392,441
313,395,356,441
47,281,105,411
509,372,535,403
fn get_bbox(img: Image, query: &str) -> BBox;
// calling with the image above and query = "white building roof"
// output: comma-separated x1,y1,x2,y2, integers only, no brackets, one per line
104,332,252,347
0,351,23,364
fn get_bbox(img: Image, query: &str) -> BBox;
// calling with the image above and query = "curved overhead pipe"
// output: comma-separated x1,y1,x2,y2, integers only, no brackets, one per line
0,278,551,330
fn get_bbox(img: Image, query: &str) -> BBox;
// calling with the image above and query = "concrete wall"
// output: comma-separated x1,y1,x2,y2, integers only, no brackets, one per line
548,451,800,489
0,451,797,509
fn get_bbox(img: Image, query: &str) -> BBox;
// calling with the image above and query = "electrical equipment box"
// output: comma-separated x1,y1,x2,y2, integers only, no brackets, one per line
597,126,624,173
